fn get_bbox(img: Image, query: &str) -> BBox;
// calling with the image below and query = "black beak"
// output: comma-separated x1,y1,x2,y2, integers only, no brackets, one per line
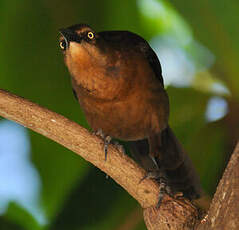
59,28,81,43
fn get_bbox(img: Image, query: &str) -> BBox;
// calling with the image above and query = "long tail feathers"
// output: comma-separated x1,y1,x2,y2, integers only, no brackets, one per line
129,126,202,200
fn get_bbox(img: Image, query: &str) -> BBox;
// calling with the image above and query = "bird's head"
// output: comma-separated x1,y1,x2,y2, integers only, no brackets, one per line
59,24,106,68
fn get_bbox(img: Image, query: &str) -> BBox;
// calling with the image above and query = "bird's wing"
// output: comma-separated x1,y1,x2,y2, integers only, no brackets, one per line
99,30,164,86
137,39,164,86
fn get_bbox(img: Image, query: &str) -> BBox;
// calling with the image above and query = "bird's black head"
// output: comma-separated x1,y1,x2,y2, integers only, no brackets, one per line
59,24,97,51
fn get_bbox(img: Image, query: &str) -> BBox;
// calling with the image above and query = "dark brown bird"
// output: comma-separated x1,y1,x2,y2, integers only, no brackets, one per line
59,24,202,200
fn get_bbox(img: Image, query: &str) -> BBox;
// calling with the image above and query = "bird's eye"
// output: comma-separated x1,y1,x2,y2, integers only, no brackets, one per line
59,40,67,50
87,32,94,39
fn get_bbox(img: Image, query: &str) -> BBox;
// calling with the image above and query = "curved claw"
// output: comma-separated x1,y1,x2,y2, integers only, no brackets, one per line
139,170,174,208
157,179,168,208
138,171,160,184
93,129,105,139
93,129,112,161
104,136,112,161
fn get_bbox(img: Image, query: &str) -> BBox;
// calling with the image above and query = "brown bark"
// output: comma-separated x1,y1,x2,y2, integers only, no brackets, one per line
196,142,239,230
143,197,200,230
0,89,238,229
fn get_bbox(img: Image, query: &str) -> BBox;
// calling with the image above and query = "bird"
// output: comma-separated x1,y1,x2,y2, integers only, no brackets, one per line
58,23,202,201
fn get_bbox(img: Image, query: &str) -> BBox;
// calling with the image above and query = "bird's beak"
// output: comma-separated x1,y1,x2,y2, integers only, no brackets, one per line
59,28,81,43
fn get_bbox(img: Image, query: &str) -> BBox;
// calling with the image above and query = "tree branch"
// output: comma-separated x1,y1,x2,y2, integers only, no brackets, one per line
196,142,239,230
0,89,200,229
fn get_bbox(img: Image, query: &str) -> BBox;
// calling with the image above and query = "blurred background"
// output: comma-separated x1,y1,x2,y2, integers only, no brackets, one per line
0,0,238,229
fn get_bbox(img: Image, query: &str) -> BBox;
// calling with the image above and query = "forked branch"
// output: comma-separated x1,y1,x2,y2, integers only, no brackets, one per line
1,89,238,230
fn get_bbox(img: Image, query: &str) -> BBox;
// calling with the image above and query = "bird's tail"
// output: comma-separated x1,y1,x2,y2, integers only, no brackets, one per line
129,126,202,200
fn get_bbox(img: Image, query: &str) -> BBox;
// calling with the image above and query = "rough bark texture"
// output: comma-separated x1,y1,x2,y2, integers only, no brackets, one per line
0,89,239,230
196,142,239,230
143,196,200,230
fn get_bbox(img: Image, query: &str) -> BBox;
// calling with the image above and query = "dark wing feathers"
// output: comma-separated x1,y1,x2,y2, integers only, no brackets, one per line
144,47,164,86
99,30,164,86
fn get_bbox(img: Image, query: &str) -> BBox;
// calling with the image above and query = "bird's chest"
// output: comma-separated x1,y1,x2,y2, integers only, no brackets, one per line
80,94,151,141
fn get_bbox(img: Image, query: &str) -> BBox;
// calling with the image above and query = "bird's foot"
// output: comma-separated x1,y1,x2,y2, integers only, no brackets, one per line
103,138,126,160
139,170,175,208
93,129,111,160
93,129,125,161
157,174,173,208
112,140,125,154
103,136,112,161
93,129,105,139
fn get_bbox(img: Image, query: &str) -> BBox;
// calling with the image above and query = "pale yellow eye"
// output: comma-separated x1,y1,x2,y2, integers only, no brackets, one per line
59,40,67,50
87,32,94,39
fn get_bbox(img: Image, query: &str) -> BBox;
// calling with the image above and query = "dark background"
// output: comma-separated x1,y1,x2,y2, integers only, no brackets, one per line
0,0,238,229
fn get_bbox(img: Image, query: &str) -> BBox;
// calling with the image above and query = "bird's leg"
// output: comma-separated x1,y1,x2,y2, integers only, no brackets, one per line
148,133,161,169
93,130,125,160
139,168,173,207
139,133,175,207
138,135,162,183
104,136,112,161
149,155,159,170
156,170,172,208
156,170,184,207
93,129,113,161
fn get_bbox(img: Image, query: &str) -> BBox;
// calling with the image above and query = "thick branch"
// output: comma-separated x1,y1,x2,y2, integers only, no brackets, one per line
0,89,158,207
196,142,239,230
0,89,199,230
